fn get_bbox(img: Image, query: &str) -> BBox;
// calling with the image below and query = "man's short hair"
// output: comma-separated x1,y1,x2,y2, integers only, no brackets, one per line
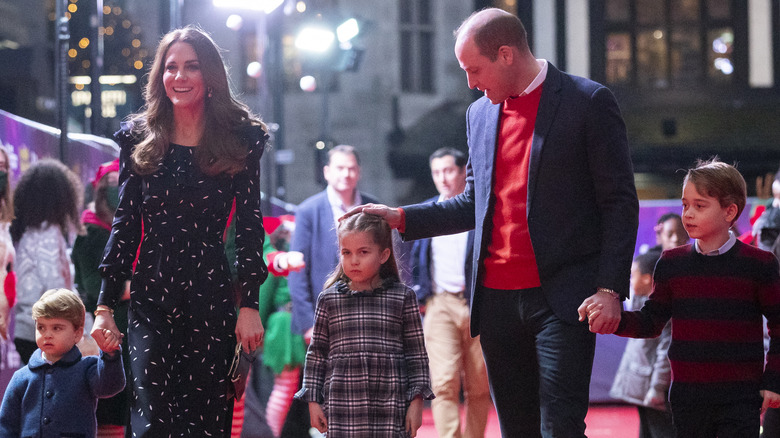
327,145,360,166
32,288,85,329
684,157,747,224
454,8,529,61
656,212,682,226
429,147,467,168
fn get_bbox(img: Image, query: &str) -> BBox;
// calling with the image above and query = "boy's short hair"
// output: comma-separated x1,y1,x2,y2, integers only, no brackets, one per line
31,288,85,329
684,158,747,224
634,250,661,276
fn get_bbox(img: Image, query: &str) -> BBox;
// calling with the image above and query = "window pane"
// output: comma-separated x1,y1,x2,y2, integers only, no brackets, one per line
419,31,434,92
637,29,668,88
636,0,664,25
707,28,734,82
670,29,702,85
605,0,630,22
400,31,414,91
418,0,431,25
400,0,412,24
606,32,632,84
707,0,730,20
671,0,699,23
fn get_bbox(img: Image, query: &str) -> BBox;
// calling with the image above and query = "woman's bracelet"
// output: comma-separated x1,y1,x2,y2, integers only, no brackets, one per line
94,305,115,317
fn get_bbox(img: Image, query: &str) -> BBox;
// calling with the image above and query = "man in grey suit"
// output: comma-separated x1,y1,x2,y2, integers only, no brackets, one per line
350,8,638,438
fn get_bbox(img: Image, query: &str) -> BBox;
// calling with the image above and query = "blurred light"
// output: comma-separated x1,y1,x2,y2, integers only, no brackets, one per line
122,19,131,29
103,5,110,14
295,27,335,53
299,75,316,92
226,14,243,30
69,75,139,85
112,6,122,15
121,48,131,57
78,37,90,49
653,30,663,39
75,83,84,90
246,61,262,78
68,48,78,58
134,60,144,70
714,58,733,75
132,26,141,35
315,141,326,150
82,60,90,68
131,39,141,48
105,26,114,36
212,0,284,13
68,3,77,13
712,38,728,54
336,18,359,43
296,1,306,12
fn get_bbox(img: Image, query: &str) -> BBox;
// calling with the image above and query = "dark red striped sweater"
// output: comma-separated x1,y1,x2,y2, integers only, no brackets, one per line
615,241,780,404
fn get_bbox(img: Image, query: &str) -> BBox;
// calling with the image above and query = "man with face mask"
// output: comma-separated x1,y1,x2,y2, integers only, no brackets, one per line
70,159,132,432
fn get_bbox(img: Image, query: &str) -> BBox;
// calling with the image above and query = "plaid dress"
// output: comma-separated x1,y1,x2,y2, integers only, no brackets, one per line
296,279,434,437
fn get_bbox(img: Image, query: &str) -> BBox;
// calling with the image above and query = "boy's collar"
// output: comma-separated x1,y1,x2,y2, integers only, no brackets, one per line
27,345,82,370
694,230,737,256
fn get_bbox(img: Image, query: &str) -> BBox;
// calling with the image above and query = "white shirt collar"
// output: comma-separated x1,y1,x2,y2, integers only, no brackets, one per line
694,230,737,256
326,185,361,224
519,59,548,96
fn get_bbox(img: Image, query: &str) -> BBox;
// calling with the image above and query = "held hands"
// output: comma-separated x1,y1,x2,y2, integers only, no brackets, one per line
236,307,264,353
341,204,402,229
761,390,780,413
406,396,423,437
577,291,622,334
91,312,123,352
100,328,122,354
308,402,328,433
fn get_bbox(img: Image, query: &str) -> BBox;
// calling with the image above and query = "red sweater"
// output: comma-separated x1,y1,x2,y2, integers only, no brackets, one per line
616,241,780,404
482,86,542,290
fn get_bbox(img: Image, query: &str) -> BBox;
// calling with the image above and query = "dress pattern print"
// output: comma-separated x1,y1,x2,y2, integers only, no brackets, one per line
297,280,434,437
98,123,269,437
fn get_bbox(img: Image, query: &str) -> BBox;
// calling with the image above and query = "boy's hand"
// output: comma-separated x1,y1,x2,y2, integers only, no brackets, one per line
308,402,328,433
101,328,122,354
577,292,621,334
405,396,423,437
761,390,780,412
91,312,121,351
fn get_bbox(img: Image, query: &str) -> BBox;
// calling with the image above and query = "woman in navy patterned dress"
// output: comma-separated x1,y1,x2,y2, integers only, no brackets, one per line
91,26,269,437
295,213,434,437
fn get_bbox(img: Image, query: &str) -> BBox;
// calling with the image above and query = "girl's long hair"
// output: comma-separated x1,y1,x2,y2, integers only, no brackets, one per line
323,213,400,290
129,25,265,176
10,159,83,243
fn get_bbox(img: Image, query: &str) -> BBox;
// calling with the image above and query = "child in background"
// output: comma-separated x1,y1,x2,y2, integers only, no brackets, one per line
586,159,780,437
0,288,125,436
295,212,434,437
610,250,675,437
752,169,780,251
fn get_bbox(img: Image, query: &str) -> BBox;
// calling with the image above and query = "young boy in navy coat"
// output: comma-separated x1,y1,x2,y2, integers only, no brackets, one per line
0,288,125,436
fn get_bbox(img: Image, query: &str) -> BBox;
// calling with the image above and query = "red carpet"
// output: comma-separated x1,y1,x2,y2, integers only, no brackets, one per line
416,404,639,438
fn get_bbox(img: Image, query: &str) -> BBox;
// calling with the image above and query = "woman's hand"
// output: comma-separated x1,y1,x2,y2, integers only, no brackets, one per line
91,312,122,351
235,307,264,353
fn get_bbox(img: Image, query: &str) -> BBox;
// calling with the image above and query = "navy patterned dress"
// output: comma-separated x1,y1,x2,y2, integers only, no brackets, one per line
296,279,434,437
98,123,269,437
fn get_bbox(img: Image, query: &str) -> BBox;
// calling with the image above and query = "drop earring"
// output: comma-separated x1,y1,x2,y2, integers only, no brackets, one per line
208,87,213,98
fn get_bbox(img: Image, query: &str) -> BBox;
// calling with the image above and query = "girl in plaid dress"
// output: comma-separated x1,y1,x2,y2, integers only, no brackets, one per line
295,213,434,437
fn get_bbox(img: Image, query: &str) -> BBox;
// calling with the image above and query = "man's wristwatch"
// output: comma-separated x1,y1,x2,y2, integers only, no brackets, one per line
597,288,620,301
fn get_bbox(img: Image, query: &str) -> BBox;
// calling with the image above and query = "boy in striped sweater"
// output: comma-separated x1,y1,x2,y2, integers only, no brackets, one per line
581,158,780,437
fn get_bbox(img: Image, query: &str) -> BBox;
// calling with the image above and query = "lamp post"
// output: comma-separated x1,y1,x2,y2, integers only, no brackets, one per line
55,0,70,161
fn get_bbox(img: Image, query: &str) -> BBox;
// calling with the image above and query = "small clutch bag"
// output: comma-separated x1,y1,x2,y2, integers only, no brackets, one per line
227,343,255,400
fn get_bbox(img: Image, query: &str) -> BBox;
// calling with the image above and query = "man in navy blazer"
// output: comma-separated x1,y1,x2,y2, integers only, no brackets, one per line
288,145,378,340
353,9,638,438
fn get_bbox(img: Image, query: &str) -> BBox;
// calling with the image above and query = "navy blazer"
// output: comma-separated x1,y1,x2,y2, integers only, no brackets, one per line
403,63,638,336
289,189,378,334
411,197,475,305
